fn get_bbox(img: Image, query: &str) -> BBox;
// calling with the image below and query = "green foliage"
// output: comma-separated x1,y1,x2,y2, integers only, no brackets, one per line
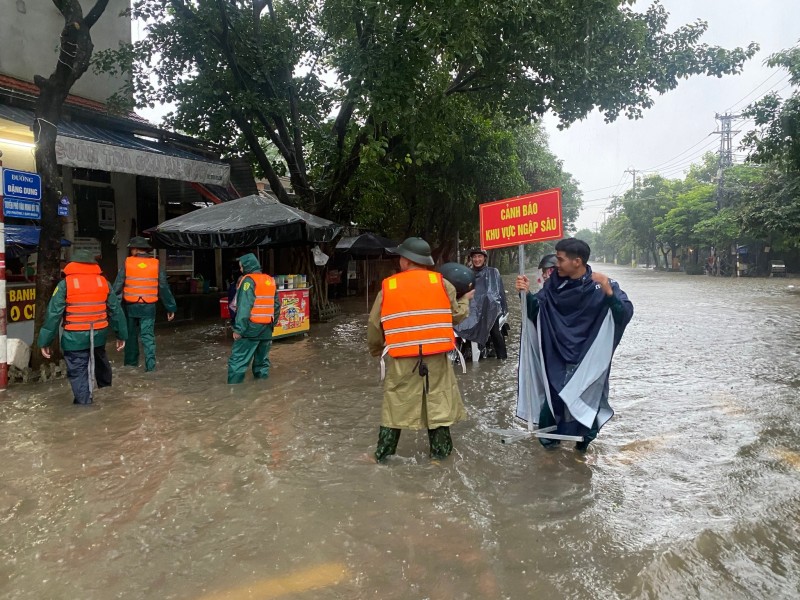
95,0,757,253
655,183,716,249
742,46,800,172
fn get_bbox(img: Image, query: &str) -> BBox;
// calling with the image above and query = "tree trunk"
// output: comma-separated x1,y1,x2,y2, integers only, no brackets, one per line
31,0,110,367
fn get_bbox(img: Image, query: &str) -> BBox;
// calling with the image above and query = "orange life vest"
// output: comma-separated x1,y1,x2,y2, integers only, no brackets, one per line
123,256,159,304
243,273,277,324
380,269,455,358
63,262,110,332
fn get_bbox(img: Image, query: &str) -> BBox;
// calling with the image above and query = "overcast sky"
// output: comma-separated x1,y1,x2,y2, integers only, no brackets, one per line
136,2,799,233
546,0,800,231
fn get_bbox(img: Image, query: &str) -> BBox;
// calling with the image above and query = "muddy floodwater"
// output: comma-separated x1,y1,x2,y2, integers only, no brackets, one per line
2,265,800,599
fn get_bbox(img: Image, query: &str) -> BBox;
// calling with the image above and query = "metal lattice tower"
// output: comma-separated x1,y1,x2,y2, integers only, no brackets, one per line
714,112,742,169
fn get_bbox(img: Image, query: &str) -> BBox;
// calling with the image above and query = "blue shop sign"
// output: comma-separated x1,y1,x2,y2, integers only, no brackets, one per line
4,198,42,220
2,168,42,201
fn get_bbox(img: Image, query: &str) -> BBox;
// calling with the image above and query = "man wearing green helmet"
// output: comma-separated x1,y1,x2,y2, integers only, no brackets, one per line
367,237,474,463
112,236,177,372
38,250,128,405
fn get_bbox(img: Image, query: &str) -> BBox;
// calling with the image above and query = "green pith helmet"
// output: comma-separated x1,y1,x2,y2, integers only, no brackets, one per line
436,262,476,297
391,237,434,266
71,249,97,264
538,253,557,269
128,236,152,250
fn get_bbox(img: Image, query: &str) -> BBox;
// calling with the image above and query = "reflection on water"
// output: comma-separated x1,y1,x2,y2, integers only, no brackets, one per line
2,266,800,599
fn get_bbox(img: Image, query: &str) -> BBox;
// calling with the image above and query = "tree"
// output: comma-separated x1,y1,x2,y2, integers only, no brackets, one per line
742,45,800,173
739,44,800,253
654,183,716,264
33,0,111,363
622,174,677,266
99,0,757,229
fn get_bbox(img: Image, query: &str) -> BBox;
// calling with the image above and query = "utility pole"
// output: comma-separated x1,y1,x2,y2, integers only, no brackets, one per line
624,168,637,197
713,113,742,276
713,112,741,208
624,168,638,266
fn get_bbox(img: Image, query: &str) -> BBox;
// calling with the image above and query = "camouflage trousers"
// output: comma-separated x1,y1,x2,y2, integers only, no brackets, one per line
374,425,453,462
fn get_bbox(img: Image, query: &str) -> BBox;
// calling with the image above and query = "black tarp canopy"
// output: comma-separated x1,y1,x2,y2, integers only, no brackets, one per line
335,233,400,310
148,194,342,249
335,233,398,257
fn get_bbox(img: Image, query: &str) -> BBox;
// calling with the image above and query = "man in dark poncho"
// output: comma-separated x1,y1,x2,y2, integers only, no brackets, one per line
514,238,633,451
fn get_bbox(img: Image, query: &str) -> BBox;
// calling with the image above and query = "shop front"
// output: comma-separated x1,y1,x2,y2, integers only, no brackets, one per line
0,102,233,345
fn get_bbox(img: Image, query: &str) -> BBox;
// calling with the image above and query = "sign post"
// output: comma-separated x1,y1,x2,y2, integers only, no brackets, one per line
0,167,42,389
478,188,564,440
0,165,7,390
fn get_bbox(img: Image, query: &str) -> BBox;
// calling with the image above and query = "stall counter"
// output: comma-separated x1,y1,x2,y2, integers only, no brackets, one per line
219,286,311,339
273,287,311,339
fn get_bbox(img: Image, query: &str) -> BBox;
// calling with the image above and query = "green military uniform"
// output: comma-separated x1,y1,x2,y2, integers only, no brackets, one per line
367,238,471,462
38,250,128,404
112,237,177,372
227,253,281,384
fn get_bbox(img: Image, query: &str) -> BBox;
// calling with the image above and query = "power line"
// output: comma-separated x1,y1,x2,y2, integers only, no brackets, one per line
724,70,790,113
640,130,717,172
642,139,720,175
579,177,630,195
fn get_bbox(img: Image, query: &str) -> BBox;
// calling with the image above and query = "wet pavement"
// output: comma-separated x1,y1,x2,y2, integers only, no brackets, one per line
2,265,800,599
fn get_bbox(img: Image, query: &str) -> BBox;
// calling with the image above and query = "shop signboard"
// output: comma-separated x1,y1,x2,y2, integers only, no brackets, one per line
273,288,310,338
7,284,36,322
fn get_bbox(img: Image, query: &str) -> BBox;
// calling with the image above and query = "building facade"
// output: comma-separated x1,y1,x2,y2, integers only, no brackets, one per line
0,1,255,344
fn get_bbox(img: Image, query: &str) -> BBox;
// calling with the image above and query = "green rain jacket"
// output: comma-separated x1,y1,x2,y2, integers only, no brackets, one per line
38,275,129,352
112,257,177,318
233,253,281,341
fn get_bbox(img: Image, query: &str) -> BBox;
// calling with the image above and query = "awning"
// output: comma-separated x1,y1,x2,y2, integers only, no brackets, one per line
4,224,70,257
0,105,229,186
148,193,343,249
335,233,399,258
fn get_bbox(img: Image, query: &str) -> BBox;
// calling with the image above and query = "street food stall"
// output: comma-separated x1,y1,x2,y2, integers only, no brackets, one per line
335,233,399,311
149,193,342,339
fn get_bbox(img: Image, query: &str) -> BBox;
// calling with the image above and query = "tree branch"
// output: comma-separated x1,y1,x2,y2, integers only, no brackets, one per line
85,0,110,28
232,108,291,205
445,70,482,95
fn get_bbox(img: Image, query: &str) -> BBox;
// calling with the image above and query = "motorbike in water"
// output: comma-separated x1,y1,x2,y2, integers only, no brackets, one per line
451,312,509,365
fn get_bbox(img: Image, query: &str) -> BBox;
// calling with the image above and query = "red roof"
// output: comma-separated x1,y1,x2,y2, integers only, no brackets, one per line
0,74,151,125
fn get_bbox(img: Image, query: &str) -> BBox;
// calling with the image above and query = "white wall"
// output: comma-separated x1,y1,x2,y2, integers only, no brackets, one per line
0,0,131,104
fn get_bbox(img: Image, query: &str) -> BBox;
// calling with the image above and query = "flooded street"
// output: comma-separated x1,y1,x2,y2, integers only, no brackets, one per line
2,264,800,599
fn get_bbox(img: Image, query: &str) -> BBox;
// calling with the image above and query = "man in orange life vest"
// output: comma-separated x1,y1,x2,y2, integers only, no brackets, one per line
112,237,176,372
227,252,281,384
38,250,128,405
367,237,474,462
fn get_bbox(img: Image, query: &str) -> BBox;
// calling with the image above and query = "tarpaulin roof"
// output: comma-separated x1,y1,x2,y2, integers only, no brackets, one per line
148,194,343,249
5,225,70,258
335,233,399,258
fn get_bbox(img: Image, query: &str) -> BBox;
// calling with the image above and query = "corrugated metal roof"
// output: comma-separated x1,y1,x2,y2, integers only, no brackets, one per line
0,104,224,166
